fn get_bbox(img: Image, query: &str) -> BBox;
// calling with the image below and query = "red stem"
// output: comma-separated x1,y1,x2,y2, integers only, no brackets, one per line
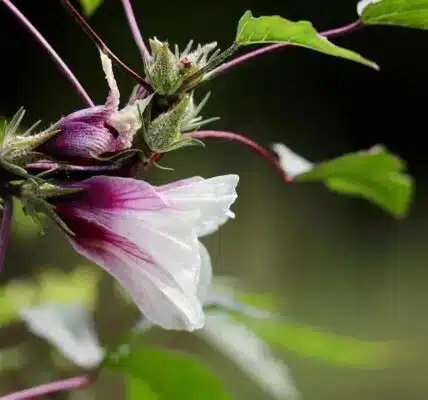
120,0,151,62
0,195,13,273
0,375,91,400
186,131,291,183
61,0,152,92
0,0,94,107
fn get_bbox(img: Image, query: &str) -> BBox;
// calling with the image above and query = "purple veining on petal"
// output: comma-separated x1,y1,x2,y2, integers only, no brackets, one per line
50,176,206,330
38,105,117,162
58,210,155,265
62,176,169,211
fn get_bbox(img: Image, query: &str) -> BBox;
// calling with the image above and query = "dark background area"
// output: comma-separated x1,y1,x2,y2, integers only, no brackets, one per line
1,0,428,399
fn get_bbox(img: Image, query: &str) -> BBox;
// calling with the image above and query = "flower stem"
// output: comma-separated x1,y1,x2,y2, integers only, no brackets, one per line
0,0,94,107
186,131,291,183
61,0,152,92
0,195,13,273
0,375,91,400
120,0,151,62
209,20,363,78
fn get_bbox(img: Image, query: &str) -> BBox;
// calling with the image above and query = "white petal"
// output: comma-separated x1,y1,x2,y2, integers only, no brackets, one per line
69,223,204,331
85,208,202,293
196,242,212,302
158,175,239,237
20,303,104,369
271,143,313,179
201,312,300,400
131,242,211,332
357,0,382,16
72,177,203,294
100,51,120,110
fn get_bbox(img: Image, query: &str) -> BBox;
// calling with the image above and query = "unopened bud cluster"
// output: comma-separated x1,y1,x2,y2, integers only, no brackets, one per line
0,37,229,226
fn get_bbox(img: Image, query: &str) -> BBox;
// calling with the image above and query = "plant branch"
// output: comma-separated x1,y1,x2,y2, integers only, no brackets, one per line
0,375,92,400
0,0,94,107
185,130,290,183
61,0,152,92
0,195,13,273
120,0,151,62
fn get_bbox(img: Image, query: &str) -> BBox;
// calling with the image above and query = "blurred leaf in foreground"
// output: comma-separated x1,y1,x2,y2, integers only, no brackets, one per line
239,316,397,368
200,311,299,400
105,347,230,400
0,280,38,325
20,303,104,369
38,265,101,309
126,377,159,400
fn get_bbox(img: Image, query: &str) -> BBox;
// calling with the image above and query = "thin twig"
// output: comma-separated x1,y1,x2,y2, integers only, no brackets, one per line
0,0,94,106
120,0,151,62
185,130,291,183
0,375,91,400
61,0,152,92
0,195,13,273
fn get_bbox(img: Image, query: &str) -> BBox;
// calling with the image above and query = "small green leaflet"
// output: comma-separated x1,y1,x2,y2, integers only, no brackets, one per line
79,0,103,17
357,0,428,30
297,146,413,218
105,347,230,400
236,11,378,69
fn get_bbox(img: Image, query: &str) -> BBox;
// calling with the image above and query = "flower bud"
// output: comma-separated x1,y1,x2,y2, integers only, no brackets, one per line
38,52,152,164
145,38,220,95
0,108,58,180
146,38,182,95
144,95,197,153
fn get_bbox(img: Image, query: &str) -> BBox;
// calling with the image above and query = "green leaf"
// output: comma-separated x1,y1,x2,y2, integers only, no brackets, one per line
127,377,158,400
106,347,230,399
0,280,38,325
236,11,378,69
79,0,103,17
297,146,413,218
357,0,428,30
239,317,398,368
38,265,101,309
201,311,299,399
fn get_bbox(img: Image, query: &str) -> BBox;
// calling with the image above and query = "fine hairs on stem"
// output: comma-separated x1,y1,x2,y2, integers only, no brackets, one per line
61,0,152,92
0,0,94,107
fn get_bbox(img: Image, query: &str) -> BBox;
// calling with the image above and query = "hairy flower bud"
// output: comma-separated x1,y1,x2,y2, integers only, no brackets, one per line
145,38,220,95
38,52,152,164
0,108,58,180
146,38,182,95
144,95,196,152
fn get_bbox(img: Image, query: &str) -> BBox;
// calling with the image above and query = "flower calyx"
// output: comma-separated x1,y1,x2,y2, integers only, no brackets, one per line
145,38,236,95
20,179,83,236
143,92,216,153
0,108,58,181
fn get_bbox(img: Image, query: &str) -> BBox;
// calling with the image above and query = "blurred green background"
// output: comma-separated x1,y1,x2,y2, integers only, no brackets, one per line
1,0,428,398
